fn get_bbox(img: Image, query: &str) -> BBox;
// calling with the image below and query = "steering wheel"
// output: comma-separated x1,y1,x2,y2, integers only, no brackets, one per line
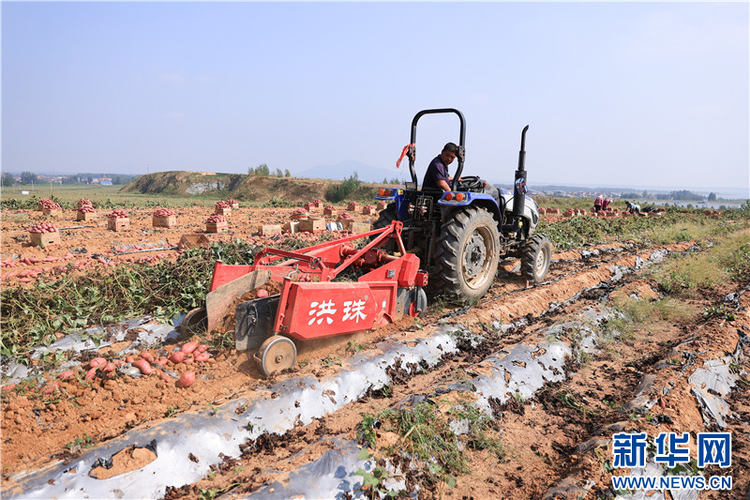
456,175,483,191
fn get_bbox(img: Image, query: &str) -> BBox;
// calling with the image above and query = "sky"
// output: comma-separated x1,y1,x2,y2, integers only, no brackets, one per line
2,1,749,196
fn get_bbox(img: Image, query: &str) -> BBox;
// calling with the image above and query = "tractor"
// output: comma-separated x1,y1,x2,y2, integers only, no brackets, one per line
185,108,551,375
373,108,552,301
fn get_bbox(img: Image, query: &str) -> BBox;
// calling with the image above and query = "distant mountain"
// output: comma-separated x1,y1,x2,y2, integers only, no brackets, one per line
294,160,410,184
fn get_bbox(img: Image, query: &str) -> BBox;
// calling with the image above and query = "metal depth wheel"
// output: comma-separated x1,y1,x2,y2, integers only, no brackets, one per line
521,233,552,283
433,207,500,301
257,335,297,376
180,307,208,335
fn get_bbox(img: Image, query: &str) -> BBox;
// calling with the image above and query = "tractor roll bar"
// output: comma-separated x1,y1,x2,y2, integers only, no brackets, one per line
408,108,466,191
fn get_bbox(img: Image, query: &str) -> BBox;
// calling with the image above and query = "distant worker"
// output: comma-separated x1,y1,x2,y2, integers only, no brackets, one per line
422,142,458,192
594,195,603,213
625,201,641,214
602,198,612,210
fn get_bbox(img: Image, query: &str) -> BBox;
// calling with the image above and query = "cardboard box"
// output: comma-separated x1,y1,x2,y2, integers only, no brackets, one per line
30,232,61,247
215,207,232,216
42,209,62,216
299,217,325,233
206,221,229,233
376,201,387,210
259,224,282,236
76,211,97,222
347,202,360,211
349,222,372,234
283,221,300,234
152,215,177,228
107,218,130,231
178,234,210,249
230,203,239,209
323,208,337,217
339,219,353,231
362,207,377,215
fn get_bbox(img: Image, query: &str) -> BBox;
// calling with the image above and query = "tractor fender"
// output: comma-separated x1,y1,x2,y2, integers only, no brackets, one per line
440,194,502,224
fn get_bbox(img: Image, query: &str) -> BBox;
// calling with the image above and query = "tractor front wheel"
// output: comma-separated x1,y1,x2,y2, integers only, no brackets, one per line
433,207,500,302
371,202,398,252
521,233,552,283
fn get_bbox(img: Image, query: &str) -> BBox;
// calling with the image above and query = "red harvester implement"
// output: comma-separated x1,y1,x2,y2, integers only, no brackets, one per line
186,221,428,375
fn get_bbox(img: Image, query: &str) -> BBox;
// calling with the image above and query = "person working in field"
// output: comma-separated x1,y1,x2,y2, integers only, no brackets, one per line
422,142,459,192
594,195,604,213
625,201,641,214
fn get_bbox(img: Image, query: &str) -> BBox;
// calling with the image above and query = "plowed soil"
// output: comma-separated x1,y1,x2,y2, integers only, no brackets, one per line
2,204,749,499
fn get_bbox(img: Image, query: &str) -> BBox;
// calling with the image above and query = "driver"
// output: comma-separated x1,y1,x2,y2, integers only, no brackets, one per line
422,142,458,192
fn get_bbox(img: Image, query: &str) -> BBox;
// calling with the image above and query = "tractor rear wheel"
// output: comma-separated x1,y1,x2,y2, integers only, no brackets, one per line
433,207,500,302
521,234,552,283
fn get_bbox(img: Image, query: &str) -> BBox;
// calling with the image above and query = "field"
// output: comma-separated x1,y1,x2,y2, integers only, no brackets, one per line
1,185,750,499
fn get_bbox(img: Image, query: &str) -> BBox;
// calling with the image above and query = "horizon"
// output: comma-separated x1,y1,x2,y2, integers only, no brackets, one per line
4,164,747,200
2,2,748,195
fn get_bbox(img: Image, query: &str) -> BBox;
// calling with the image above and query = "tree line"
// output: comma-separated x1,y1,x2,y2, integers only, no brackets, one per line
1,172,136,187
247,164,290,178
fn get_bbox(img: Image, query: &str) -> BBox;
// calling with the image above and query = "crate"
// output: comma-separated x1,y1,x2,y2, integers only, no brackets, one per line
376,201,387,210
323,208,337,217
107,218,130,231
347,202,360,211
152,215,177,228
42,209,62,217
30,232,61,247
299,217,325,233
259,224,282,236
362,207,377,215
349,222,372,234
76,211,97,222
215,207,232,216
206,221,229,233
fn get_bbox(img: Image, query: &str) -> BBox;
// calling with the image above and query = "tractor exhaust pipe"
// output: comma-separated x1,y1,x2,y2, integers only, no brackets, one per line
511,125,530,225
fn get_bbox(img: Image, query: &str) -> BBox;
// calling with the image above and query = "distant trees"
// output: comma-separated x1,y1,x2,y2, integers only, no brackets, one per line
20,171,38,184
325,172,361,203
249,164,270,176
1,172,14,187
669,190,702,201
248,164,292,178
707,192,717,201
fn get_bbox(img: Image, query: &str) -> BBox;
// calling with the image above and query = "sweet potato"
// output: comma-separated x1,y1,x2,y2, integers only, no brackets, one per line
132,359,154,375
140,352,155,363
181,341,199,354
90,357,107,368
169,351,186,364
194,352,210,362
176,371,195,388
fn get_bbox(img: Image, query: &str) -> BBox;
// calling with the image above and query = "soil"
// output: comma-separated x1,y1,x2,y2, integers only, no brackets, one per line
1,204,749,499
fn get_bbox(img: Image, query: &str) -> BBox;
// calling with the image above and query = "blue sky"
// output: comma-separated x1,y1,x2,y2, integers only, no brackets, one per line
2,2,748,196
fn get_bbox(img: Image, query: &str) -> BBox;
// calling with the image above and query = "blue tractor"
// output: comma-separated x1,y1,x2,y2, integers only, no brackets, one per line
374,108,551,301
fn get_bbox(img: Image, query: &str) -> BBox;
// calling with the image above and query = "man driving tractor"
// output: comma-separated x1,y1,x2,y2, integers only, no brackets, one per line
422,142,459,192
